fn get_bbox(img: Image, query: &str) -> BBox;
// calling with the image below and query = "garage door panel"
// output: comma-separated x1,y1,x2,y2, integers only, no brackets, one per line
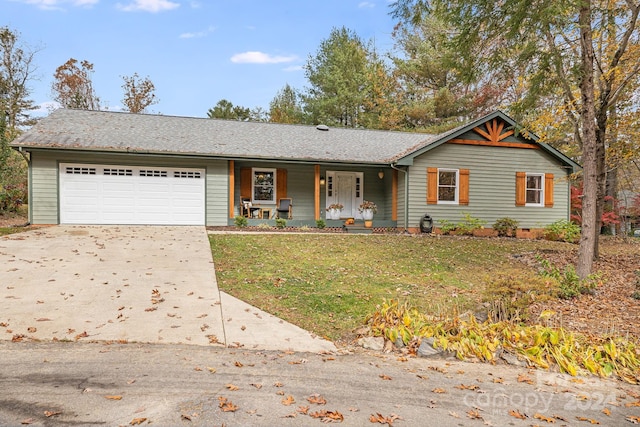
60,163,205,225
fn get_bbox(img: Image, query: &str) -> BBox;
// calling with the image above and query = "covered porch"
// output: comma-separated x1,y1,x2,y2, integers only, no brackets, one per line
227,160,399,228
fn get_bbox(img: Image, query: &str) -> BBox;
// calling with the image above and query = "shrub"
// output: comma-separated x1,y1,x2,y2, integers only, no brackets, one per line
275,218,286,229
234,215,248,228
543,219,581,243
438,219,456,235
316,219,326,229
537,256,600,299
493,217,519,237
483,274,555,322
456,212,487,235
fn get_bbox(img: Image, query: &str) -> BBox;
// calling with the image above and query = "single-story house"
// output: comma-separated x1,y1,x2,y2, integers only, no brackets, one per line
11,109,580,233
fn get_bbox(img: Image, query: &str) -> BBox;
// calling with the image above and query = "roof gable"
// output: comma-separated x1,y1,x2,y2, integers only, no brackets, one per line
394,111,581,173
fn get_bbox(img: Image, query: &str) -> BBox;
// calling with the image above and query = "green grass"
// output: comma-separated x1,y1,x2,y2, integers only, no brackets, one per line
0,226,27,236
209,234,570,342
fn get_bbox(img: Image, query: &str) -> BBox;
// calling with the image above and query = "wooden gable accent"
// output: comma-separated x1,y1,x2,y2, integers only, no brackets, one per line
450,118,539,149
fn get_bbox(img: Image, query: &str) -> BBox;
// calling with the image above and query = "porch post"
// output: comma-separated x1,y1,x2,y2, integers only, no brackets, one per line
392,169,398,221
314,164,320,221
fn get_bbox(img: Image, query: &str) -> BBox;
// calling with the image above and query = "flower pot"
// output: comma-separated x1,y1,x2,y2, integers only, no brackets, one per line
327,208,341,220
364,220,373,228
361,209,374,220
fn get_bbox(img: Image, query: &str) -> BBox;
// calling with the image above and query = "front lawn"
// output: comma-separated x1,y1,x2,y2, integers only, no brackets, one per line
209,234,571,342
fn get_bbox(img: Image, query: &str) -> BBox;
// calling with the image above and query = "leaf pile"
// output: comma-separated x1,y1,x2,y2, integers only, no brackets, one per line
367,299,640,383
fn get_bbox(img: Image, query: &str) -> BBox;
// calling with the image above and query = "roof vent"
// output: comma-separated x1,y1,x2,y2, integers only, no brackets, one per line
316,124,329,131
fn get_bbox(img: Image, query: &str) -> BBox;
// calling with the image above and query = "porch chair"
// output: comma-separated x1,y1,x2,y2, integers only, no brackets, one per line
276,198,293,219
240,197,260,218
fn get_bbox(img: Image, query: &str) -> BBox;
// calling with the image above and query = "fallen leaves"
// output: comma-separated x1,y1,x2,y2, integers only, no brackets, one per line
534,413,555,423
576,416,600,424
218,396,238,412
307,394,327,405
309,410,344,423
281,395,295,406
43,410,61,417
129,417,147,425
104,395,123,400
370,412,401,425
509,409,527,420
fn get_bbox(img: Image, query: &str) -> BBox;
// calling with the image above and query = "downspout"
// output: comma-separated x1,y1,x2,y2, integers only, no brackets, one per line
390,162,409,233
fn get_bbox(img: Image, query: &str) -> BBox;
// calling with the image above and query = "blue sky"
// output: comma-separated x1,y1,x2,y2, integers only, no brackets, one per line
4,0,398,118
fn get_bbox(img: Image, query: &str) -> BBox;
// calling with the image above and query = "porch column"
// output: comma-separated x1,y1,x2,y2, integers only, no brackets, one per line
392,169,398,221
314,164,321,220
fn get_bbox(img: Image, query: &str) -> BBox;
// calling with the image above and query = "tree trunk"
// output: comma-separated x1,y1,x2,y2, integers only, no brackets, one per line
576,2,598,279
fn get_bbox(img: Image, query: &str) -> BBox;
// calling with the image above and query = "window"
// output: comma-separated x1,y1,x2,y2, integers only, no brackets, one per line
516,172,553,207
427,168,469,205
525,174,544,206
252,168,276,203
438,169,458,203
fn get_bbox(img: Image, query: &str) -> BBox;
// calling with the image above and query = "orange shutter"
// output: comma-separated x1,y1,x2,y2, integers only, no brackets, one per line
427,168,438,204
459,169,469,205
240,167,251,198
544,173,554,207
515,172,526,206
276,168,287,200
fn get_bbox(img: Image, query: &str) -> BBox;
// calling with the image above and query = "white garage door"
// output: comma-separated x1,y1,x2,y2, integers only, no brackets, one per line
60,163,205,225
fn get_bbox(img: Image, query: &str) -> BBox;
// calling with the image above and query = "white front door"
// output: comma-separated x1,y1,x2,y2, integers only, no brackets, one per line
326,171,363,218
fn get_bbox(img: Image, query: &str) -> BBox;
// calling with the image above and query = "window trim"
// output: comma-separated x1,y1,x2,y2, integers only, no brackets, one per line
437,168,459,205
251,167,276,204
525,173,545,207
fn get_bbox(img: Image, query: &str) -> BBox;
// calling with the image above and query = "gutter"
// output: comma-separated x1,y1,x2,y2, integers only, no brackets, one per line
390,162,409,233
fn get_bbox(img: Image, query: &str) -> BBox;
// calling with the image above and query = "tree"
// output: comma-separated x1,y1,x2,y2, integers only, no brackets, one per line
390,0,640,278
0,26,38,136
303,27,369,127
207,99,251,121
51,58,100,110
269,84,305,124
121,73,158,113
390,15,503,131
0,27,34,213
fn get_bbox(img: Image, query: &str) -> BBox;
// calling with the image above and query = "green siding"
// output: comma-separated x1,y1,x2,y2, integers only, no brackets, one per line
407,143,570,229
30,153,58,224
28,150,228,226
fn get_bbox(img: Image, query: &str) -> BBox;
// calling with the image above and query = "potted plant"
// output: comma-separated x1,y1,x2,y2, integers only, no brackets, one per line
358,200,377,221
325,203,344,220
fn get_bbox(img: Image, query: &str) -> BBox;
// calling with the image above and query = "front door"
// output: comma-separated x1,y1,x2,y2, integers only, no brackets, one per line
327,171,363,218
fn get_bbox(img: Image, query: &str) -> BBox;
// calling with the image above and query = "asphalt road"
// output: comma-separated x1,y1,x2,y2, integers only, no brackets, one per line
0,341,636,426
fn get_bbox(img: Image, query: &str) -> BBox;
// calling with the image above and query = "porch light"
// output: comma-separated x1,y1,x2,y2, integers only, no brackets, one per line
378,170,384,180
319,176,325,185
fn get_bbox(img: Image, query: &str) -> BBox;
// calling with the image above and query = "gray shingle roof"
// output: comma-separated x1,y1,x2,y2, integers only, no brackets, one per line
12,109,439,165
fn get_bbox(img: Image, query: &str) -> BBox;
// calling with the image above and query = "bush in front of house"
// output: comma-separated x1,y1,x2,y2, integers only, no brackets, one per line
543,219,580,243
493,217,519,237
234,215,248,228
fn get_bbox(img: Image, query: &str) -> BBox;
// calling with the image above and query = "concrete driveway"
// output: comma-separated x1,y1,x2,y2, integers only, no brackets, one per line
0,226,335,352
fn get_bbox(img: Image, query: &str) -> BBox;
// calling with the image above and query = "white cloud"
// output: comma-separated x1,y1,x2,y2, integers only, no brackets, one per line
282,65,303,72
179,25,215,39
230,51,297,64
117,0,180,12
358,1,375,8
14,0,98,10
